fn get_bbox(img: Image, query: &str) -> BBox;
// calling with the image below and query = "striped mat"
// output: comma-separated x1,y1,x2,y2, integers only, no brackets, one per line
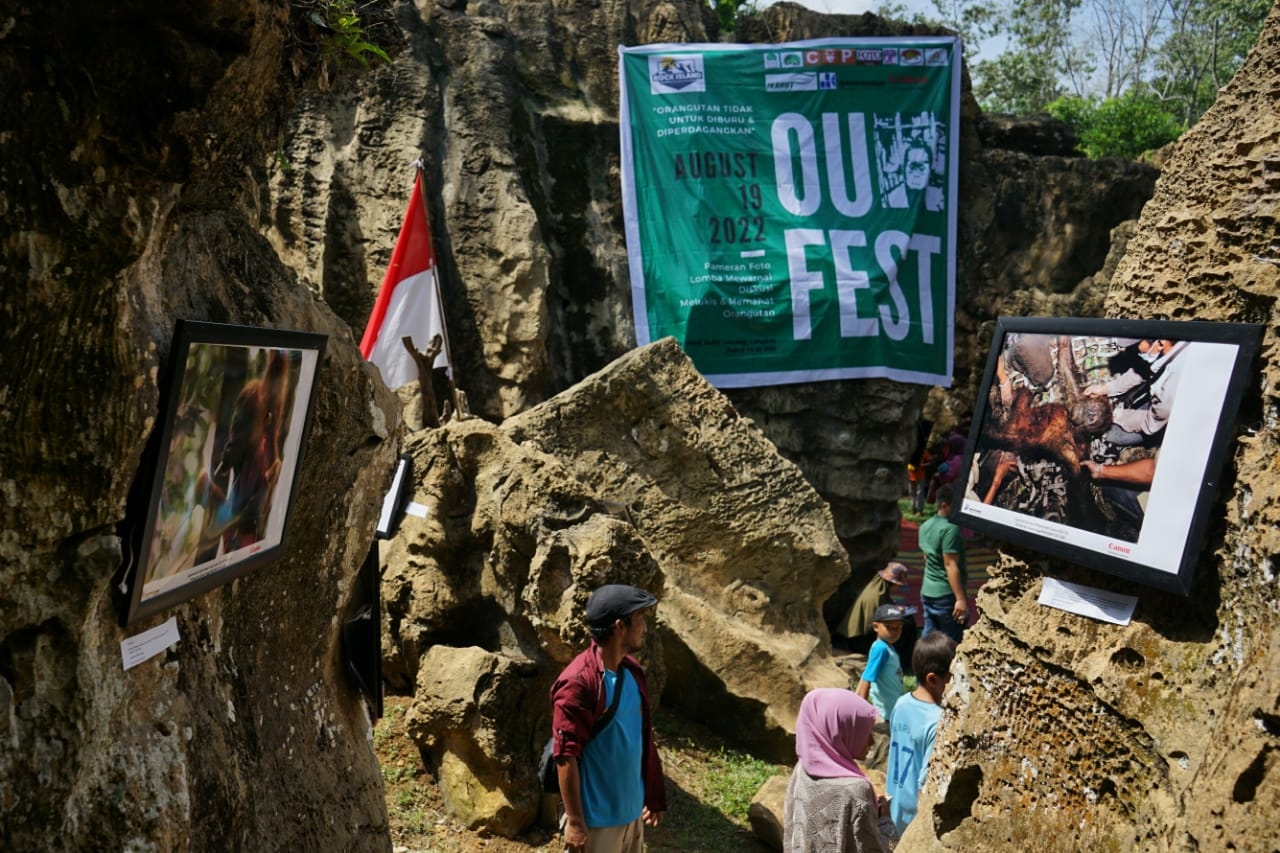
892,520,998,627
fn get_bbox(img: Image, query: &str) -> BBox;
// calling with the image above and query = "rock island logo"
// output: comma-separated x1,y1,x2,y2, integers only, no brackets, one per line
649,54,707,94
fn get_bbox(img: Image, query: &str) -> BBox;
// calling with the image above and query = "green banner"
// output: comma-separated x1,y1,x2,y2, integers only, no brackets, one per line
619,39,960,388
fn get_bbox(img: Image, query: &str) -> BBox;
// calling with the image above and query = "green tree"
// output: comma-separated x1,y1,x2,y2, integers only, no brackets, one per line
712,0,763,32
931,0,1004,58
949,0,1086,113
927,0,1267,122
1047,92,1185,157
1149,0,1270,125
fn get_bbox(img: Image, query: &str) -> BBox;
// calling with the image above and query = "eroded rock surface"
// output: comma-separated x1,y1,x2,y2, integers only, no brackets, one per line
1,3,402,850
505,338,852,761
265,0,1155,588
381,417,666,834
905,8,1280,851
383,339,851,834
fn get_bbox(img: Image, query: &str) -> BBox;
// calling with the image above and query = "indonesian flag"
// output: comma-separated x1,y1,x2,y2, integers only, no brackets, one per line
359,170,451,389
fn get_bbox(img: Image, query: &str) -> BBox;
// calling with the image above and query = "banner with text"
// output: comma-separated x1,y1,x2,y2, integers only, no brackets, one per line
619,39,960,388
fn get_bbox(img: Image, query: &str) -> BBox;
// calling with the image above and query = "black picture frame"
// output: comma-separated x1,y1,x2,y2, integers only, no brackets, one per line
953,316,1261,596
121,320,327,626
375,454,412,540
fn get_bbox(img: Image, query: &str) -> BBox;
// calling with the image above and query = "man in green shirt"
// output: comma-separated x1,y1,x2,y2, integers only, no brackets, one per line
918,485,969,643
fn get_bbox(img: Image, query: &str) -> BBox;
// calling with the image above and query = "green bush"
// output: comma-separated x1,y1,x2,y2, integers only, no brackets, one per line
709,0,760,33
1047,93,1185,160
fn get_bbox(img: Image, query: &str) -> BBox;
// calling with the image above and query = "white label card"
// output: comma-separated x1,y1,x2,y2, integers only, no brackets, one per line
1038,577,1137,626
121,616,181,670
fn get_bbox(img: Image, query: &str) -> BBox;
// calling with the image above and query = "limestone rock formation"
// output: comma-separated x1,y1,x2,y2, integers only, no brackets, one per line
264,0,1156,593
1,2,401,849
380,417,665,834
504,338,852,762
380,339,851,833
749,774,791,851
977,112,1080,157
379,419,665,691
904,8,1280,851
2,0,1217,845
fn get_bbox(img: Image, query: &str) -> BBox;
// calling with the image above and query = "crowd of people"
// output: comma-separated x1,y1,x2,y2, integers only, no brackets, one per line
545,429,980,853
543,340,1187,851
783,595,959,853
786,423,974,851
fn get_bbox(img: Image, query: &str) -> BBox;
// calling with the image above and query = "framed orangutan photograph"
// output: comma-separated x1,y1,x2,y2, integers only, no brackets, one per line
952,316,1261,596
120,321,327,626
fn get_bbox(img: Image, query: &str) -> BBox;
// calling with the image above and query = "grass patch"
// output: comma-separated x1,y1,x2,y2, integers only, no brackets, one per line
899,496,939,525
700,745,778,821
374,696,785,852
648,713,783,852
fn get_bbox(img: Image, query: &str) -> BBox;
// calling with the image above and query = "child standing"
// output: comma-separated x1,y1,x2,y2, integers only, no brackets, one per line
855,603,913,770
885,632,957,834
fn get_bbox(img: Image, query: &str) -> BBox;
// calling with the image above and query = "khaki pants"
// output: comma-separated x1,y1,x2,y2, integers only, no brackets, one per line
559,813,644,853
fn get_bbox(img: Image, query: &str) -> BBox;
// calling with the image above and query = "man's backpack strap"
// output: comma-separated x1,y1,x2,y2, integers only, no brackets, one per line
591,666,627,735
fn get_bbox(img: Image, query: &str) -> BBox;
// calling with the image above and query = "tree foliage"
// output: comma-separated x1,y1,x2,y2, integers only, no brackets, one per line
930,0,1004,51
925,0,1269,144
1148,0,1271,124
973,0,1086,113
712,0,762,32
740,0,1266,155
1047,92,1185,157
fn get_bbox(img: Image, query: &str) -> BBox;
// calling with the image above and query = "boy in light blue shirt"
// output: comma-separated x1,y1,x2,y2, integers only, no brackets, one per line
886,631,957,834
855,603,914,771
855,603,912,723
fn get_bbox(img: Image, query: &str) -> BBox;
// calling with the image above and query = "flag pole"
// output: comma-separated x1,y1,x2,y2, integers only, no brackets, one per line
413,159,454,378
409,158,466,420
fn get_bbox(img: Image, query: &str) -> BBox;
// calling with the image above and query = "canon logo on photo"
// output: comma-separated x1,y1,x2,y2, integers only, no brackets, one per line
1107,542,1132,554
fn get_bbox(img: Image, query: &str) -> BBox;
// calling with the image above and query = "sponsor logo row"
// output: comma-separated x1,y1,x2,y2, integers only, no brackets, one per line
648,48,949,94
764,47,950,68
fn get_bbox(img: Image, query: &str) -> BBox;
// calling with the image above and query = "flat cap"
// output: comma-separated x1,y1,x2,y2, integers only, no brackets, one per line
872,603,916,623
586,584,657,628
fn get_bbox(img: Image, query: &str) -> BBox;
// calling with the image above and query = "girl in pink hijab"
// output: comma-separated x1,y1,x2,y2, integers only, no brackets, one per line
784,689,898,852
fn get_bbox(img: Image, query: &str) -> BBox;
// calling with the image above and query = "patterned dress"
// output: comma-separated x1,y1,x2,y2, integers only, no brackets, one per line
783,765,898,853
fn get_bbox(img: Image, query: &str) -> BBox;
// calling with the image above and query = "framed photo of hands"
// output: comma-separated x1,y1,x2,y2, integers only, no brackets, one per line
953,317,1261,596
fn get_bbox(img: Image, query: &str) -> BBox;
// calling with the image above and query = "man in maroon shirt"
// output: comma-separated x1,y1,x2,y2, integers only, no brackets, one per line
549,584,666,853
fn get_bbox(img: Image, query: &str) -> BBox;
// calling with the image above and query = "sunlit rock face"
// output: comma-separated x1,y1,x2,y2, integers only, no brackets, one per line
1,2,400,849
0,0,1182,846
385,339,851,835
902,7,1280,852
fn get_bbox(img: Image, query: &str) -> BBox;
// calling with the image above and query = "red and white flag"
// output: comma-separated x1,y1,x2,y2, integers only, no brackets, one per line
359,169,451,389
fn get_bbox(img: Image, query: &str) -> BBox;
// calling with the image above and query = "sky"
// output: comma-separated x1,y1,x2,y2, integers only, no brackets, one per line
762,0,1010,60
772,0,905,13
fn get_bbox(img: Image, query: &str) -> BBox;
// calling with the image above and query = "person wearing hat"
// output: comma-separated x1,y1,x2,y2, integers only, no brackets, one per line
854,602,915,771
836,562,918,664
549,584,666,853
